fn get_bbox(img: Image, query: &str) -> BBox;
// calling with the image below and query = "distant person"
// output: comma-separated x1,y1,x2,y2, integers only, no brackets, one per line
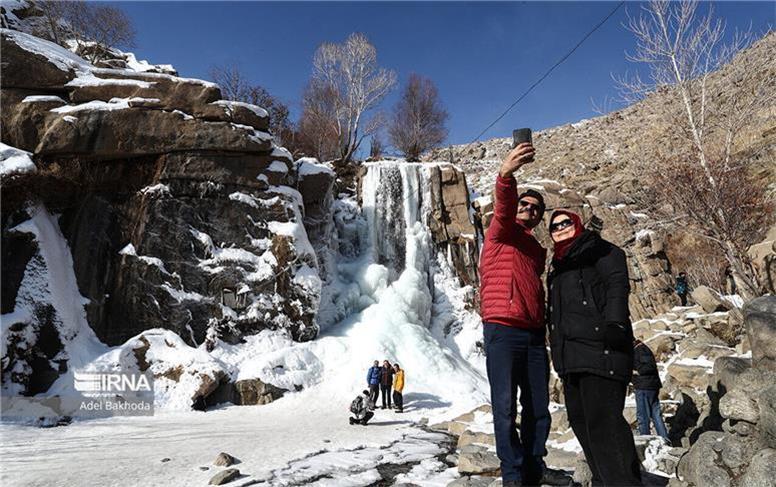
675,272,689,306
392,363,404,413
366,360,381,404
479,142,567,487
379,360,395,409
547,210,642,486
349,389,375,425
633,339,669,441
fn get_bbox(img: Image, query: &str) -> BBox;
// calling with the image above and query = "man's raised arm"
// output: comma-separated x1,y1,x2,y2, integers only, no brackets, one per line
487,142,536,242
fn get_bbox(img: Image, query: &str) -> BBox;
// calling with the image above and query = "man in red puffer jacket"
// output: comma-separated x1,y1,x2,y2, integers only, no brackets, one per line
479,142,564,487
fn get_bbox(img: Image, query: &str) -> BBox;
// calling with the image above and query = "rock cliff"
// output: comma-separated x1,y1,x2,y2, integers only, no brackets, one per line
0,29,327,396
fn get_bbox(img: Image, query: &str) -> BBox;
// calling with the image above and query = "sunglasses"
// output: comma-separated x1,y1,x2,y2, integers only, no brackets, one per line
549,219,574,233
518,200,542,213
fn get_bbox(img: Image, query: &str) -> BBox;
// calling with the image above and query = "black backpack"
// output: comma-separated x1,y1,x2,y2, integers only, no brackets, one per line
349,395,363,414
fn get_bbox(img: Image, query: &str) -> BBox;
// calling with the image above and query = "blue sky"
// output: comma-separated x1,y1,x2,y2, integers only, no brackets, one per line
118,1,774,148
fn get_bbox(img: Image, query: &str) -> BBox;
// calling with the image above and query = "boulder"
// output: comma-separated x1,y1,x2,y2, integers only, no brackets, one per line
647,334,679,361
719,388,760,424
744,296,776,372
572,454,593,486
430,421,451,433
1,30,80,89
739,448,776,487
551,408,569,432
448,421,469,437
679,343,735,361
446,476,493,487
457,430,496,448
748,224,776,295
232,378,287,406
667,363,711,391
35,108,273,157
711,356,752,393
213,452,238,467
690,286,729,314
457,447,500,475
544,446,577,470
759,385,776,449
677,431,732,487
209,468,240,485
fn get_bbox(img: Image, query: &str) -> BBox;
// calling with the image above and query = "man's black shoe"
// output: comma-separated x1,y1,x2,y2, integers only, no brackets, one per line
503,480,521,487
535,468,572,486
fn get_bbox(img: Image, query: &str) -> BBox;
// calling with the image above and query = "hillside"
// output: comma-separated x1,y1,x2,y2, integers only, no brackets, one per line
429,32,776,203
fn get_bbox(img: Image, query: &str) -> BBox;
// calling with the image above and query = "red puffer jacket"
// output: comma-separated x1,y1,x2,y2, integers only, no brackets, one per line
479,175,546,329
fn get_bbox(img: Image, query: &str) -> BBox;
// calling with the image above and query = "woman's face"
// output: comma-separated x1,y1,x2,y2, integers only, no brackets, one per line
550,215,576,243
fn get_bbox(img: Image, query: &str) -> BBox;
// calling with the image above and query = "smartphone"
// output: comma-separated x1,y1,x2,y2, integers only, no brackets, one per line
512,128,532,148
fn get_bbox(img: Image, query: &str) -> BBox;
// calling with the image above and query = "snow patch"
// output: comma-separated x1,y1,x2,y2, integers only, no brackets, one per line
21,95,65,103
0,142,35,177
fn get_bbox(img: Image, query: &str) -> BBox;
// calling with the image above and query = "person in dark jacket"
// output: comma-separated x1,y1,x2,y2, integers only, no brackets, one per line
366,360,381,404
633,340,669,440
379,360,395,409
479,142,568,487
675,272,689,306
547,210,642,487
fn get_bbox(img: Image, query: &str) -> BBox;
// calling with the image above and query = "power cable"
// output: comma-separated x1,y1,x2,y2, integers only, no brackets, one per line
470,1,626,144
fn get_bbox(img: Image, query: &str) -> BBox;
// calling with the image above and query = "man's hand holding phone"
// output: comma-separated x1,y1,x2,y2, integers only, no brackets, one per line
498,142,535,178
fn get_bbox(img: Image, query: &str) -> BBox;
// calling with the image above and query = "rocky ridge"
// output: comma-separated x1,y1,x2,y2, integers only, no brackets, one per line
0,28,325,401
429,296,776,487
430,32,776,295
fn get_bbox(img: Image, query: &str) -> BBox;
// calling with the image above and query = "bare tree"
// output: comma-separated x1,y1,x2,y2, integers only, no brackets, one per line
36,0,69,45
619,0,775,298
64,2,136,63
369,132,385,160
309,33,396,162
209,64,294,145
296,80,341,161
388,73,449,161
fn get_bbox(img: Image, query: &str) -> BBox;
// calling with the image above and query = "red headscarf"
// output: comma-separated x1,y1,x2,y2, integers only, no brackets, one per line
550,210,584,261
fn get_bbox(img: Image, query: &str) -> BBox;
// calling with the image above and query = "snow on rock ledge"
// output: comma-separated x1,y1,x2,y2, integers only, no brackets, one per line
1,25,327,403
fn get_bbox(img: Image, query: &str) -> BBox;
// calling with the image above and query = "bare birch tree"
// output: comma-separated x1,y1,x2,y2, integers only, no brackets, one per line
619,0,775,298
308,33,396,162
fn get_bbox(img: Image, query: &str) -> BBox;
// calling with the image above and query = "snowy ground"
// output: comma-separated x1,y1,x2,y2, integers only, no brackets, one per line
1,162,489,487
0,386,459,487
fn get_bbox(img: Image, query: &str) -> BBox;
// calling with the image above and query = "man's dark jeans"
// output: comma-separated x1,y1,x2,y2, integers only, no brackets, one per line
635,389,669,439
484,323,551,484
369,384,379,404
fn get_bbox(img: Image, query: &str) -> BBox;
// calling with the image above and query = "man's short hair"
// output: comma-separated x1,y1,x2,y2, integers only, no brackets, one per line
518,189,546,215
363,389,369,395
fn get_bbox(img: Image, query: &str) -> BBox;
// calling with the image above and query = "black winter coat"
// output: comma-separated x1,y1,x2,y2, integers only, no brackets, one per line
547,231,634,383
632,341,662,390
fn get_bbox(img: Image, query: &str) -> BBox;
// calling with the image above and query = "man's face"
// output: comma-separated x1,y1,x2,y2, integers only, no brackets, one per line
516,196,543,228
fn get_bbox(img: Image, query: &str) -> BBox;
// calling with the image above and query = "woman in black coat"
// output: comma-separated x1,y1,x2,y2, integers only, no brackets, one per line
547,210,642,486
